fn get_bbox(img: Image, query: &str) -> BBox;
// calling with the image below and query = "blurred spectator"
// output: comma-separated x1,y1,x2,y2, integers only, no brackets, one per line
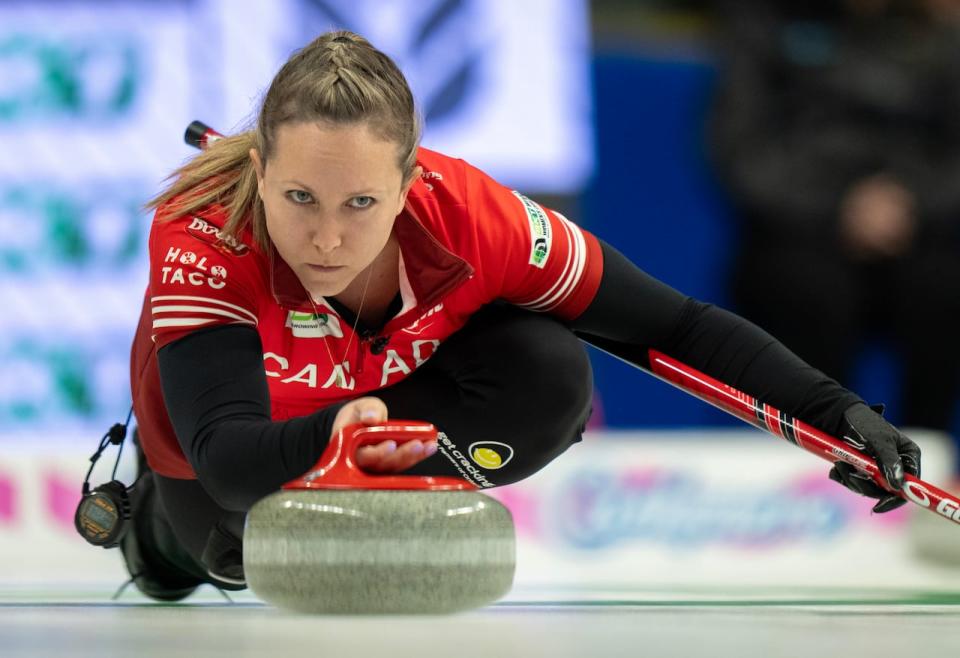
709,0,960,432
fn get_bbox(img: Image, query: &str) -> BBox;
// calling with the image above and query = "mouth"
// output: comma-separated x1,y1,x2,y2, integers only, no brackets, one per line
307,264,346,273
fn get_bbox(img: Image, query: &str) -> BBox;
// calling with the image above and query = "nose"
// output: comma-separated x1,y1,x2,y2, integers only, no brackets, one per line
310,216,342,253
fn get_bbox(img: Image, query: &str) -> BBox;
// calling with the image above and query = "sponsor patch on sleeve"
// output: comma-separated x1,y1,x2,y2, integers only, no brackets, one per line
185,216,250,256
512,191,552,269
159,246,229,290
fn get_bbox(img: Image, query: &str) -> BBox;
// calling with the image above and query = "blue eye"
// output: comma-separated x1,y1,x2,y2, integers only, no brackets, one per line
348,196,375,210
286,190,313,204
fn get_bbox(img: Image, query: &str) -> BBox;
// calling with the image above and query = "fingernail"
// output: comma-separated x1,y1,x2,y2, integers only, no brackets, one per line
407,441,424,453
425,441,437,457
360,409,379,421
382,440,397,453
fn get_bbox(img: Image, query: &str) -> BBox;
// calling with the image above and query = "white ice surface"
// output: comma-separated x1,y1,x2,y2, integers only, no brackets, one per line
2,585,959,658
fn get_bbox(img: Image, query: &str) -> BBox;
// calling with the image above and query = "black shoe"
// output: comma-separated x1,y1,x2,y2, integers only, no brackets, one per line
202,521,246,588
118,436,202,602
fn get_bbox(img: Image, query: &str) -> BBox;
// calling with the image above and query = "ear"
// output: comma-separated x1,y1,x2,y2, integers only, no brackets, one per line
249,148,265,199
396,165,423,214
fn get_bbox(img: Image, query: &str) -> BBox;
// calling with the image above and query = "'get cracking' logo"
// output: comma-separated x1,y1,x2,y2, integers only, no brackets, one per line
468,442,514,470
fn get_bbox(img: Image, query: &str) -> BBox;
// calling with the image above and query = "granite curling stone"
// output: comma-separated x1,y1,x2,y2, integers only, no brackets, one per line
243,421,516,614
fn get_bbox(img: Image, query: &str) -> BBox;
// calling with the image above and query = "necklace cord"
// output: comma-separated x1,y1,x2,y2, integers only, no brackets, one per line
308,257,377,378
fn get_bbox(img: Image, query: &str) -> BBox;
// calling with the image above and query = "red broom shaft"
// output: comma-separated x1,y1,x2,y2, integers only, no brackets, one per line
648,349,960,527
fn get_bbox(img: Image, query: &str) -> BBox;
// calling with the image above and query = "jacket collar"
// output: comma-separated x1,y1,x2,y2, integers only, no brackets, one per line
269,204,474,316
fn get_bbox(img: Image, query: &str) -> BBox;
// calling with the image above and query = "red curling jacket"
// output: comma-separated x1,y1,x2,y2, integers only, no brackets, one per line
131,147,604,478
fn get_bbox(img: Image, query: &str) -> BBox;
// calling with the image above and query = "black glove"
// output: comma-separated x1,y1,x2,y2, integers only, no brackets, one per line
828,403,922,513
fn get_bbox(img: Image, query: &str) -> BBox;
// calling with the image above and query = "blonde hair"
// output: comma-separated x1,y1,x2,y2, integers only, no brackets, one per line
146,31,421,250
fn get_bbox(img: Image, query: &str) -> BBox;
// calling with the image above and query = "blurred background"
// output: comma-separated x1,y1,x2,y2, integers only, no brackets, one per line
1,0,958,591
4,0,959,444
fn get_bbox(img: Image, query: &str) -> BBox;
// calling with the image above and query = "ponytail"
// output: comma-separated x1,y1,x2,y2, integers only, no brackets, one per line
145,131,270,248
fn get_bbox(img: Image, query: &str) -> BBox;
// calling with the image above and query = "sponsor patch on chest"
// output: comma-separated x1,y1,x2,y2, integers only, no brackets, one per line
285,311,344,338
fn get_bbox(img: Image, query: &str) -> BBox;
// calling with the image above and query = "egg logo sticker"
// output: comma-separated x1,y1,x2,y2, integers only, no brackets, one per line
468,442,514,470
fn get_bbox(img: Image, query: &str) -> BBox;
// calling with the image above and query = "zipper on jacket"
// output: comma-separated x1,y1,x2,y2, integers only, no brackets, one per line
353,330,371,375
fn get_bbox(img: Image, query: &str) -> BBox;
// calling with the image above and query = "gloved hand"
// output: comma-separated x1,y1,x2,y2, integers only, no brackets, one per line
828,402,921,513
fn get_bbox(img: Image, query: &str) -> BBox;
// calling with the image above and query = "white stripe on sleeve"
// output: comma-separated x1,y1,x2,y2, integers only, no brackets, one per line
517,212,586,312
518,214,576,310
151,305,256,324
152,318,220,329
150,295,257,324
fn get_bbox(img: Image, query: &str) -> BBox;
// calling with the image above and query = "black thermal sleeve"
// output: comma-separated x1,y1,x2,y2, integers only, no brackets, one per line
157,325,345,511
571,239,863,436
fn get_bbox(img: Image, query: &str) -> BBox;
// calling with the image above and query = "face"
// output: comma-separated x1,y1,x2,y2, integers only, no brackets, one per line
251,121,418,298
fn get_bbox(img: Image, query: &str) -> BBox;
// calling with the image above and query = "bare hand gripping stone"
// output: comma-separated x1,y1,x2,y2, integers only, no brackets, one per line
243,489,516,614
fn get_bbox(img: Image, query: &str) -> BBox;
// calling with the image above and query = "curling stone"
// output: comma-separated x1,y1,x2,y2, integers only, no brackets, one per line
243,421,516,614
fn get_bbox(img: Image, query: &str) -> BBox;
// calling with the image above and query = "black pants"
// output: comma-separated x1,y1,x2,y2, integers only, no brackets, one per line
149,304,593,584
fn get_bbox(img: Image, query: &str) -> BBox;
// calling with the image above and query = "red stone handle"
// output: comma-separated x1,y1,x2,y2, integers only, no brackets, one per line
283,420,477,491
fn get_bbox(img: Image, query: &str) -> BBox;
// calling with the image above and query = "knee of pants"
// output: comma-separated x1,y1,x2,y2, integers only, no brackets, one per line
478,307,594,441
397,307,595,486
